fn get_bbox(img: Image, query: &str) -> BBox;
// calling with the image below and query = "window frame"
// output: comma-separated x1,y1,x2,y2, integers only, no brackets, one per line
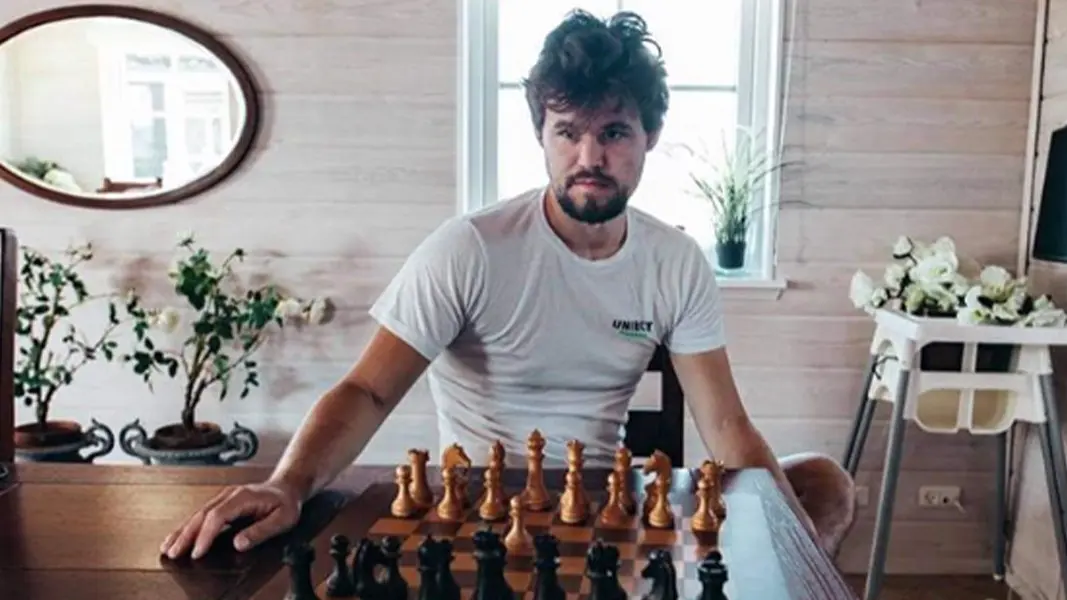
456,0,788,288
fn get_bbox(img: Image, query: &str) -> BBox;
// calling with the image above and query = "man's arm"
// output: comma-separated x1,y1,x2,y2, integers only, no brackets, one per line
267,326,431,502
671,347,820,541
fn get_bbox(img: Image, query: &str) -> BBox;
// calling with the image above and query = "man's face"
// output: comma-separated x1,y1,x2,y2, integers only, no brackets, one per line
540,101,659,225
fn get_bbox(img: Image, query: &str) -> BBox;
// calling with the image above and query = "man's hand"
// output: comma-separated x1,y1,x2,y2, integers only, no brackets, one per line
670,347,823,544
160,479,303,560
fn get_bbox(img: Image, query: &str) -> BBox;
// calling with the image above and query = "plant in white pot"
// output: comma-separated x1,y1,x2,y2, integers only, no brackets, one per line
848,235,1066,372
678,128,787,270
118,233,329,466
13,242,129,462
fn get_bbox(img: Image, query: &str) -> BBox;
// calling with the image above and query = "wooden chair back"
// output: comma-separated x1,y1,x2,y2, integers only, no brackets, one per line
0,228,16,462
624,345,684,465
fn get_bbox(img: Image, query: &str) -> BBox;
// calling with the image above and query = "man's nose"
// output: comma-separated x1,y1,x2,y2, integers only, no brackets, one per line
576,137,606,168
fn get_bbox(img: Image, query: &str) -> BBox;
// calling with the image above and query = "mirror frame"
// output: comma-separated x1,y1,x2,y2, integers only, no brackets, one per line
0,4,261,209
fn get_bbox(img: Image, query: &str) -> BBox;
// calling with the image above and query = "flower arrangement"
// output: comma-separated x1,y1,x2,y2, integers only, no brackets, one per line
849,235,1066,327
121,233,328,444
14,242,130,430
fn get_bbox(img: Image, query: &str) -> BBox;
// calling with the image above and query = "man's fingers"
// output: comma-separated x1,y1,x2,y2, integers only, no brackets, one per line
161,488,237,558
233,507,294,552
190,495,259,560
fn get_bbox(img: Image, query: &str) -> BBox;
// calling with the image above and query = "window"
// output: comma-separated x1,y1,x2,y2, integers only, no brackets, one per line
458,0,788,283
99,49,234,186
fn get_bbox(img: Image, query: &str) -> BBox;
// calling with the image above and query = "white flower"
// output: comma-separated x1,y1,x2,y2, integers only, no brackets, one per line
849,271,877,309
903,284,926,313
1022,306,1067,328
306,297,329,325
978,265,1015,302
892,236,913,258
957,304,991,326
883,263,906,292
274,298,303,320
910,254,958,286
152,307,180,333
963,285,984,308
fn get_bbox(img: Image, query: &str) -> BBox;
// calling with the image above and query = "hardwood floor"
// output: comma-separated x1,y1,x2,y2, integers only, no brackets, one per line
844,575,1012,600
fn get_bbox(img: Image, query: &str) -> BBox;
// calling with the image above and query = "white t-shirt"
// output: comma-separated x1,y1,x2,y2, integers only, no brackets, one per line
369,187,727,467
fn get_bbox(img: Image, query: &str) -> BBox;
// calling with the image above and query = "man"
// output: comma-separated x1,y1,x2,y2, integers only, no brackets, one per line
160,10,854,562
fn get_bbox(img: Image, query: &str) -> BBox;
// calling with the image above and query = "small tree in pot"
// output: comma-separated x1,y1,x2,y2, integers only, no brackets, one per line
13,242,127,462
679,128,786,271
118,233,329,465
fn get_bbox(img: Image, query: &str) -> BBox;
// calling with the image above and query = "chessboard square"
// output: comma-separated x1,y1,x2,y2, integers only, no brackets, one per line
593,514,638,530
613,542,638,560
400,534,426,552
452,536,475,554
551,525,594,542
369,517,421,536
683,543,720,562
592,527,638,544
558,541,591,557
457,522,488,537
616,560,635,577
638,527,678,545
526,524,552,537
399,565,420,583
453,569,478,588
504,571,532,591
452,552,477,571
636,543,684,560
558,556,586,576
414,519,463,537
557,573,585,593
525,510,554,526
507,555,535,571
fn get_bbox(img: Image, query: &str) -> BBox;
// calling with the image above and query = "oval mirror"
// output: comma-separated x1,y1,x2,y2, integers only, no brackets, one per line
0,6,260,209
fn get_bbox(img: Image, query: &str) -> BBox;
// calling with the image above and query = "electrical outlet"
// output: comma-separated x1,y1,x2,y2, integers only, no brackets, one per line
918,485,961,507
854,485,869,507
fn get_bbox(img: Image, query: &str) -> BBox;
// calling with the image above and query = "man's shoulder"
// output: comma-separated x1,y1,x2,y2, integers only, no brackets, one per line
628,206,705,258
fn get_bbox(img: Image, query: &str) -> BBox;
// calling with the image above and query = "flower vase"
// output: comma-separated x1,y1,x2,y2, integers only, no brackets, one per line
119,419,258,466
14,418,115,463
716,240,746,270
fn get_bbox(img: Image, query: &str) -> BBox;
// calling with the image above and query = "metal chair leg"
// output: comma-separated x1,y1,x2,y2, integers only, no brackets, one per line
1038,375,1067,589
864,369,912,600
843,354,878,473
993,430,1008,580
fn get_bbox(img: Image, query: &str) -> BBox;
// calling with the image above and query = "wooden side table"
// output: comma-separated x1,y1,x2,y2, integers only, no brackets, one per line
842,309,1067,600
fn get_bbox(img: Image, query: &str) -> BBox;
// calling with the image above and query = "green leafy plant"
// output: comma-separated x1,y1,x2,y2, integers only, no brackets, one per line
122,233,328,433
14,243,129,428
677,127,789,245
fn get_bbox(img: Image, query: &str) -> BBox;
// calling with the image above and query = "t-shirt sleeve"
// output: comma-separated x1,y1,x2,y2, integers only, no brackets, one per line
663,238,727,354
368,217,487,362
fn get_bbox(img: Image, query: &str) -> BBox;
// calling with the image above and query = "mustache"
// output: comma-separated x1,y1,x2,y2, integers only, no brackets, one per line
566,170,615,187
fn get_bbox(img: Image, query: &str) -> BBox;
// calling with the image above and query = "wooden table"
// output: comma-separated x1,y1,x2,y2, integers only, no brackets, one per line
0,462,857,599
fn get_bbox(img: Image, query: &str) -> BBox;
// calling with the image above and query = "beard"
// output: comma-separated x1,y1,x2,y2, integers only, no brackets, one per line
554,171,630,225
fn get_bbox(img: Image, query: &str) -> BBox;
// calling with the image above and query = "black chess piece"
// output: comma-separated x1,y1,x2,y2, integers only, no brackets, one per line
532,533,565,600
639,549,678,600
435,538,461,600
379,536,408,600
326,534,355,597
697,550,729,600
352,538,386,599
283,541,321,600
585,540,625,600
416,535,441,600
470,529,515,600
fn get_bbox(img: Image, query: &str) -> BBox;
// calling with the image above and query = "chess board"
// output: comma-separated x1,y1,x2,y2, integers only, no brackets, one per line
297,477,800,600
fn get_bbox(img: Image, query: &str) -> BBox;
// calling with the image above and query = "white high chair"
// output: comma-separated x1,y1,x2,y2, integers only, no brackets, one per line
842,308,1067,600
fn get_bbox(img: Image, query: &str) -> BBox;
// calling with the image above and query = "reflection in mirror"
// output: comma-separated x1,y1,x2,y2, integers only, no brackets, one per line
0,14,255,205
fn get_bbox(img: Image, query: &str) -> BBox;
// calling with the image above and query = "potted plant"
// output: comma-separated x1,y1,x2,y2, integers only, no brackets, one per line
849,235,1066,372
679,128,786,271
118,233,329,466
13,242,123,462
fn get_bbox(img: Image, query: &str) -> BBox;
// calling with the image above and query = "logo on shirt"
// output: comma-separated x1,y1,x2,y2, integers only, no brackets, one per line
612,319,654,339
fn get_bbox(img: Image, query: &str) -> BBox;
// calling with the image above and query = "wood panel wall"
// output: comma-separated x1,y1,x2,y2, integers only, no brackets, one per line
0,0,1038,578
1008,1,1067,599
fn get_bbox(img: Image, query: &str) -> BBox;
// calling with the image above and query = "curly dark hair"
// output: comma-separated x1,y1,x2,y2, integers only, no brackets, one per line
522,10,669,137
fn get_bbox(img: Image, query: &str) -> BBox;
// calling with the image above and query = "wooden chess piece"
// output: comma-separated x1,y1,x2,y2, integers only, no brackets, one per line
441,443,472,508
558,469,589,524
647,476,674,529
436,467,463,521
522,429,552,511
597,471,629,527
478,465,507,521
691,475,719,533
488,440,505,470
566,439,585,471
408,448,433,508
700,459,728,520
613,447,636,515
642,479,656,519
391,464,417,518
504,495,533,555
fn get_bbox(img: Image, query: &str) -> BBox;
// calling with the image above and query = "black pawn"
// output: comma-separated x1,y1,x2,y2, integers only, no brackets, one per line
470,529,513,600
416,536,441,600
283,541,320,600
698,550,729,600
532,534,565,600
585,540,625,600
435,538,461,600
326,534,355,597
379,536,408,600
